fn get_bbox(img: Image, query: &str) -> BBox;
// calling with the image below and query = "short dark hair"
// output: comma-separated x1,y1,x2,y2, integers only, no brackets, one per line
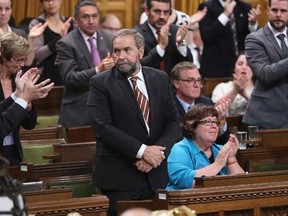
170,61,199,81
181,104,218,139
146,0,171,10
269,0,288,6
73,0,99,17
113,29,144,49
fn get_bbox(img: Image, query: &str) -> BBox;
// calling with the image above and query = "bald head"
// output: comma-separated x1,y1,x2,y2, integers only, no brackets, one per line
120,208,152,216
100,14,122,34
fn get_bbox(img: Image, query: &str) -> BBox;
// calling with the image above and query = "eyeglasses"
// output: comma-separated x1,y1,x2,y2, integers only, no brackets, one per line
11,57,26,65
177,78,202,85
199,120,220,127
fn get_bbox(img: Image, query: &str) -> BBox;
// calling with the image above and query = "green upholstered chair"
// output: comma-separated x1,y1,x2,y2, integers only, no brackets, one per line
22,144,53,164
35,115,59,128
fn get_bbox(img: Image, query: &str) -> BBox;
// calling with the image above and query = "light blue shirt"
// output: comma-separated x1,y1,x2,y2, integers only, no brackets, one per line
166,137,228,190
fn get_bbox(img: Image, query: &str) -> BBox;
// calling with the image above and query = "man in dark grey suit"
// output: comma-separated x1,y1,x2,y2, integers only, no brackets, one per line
87,29,181,216
55,0,114,128
170,61,230,144
243,0,288,129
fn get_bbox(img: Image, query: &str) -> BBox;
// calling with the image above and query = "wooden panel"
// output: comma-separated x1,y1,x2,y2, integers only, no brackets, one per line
12,0,136,29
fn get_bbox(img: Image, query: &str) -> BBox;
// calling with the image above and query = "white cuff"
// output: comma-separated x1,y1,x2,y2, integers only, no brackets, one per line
136,144,147,159
15,97,28,109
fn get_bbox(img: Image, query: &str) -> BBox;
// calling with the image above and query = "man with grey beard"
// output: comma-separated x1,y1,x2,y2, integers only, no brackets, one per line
243,0,288,129
87,29,181,216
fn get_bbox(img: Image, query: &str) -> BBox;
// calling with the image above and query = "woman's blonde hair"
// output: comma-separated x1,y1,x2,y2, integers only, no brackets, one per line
0,32,29,62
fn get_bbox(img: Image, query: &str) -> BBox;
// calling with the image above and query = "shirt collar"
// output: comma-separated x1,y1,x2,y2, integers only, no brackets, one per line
128,66,144,81
268,22,288,38
78,27,97,41
176,95,195,112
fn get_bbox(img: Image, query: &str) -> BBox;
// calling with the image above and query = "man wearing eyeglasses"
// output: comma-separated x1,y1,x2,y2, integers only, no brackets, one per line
171,61,231,144
55,0,114,128
134,0,193,74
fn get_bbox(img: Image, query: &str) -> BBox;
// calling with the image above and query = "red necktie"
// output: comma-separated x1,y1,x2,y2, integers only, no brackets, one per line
130,76,150,125
88,36,101,66
156,30,166,72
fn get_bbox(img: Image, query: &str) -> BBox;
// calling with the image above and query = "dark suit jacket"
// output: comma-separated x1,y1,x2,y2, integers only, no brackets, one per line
134,22,193,74
55,28,113,127
198,0,251,78
0,96,36,165
174,94,229,145
87,66,181,191
0,80,37,165
244,24,288,128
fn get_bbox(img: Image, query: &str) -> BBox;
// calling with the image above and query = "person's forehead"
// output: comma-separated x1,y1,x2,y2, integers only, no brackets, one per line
181,68,201,77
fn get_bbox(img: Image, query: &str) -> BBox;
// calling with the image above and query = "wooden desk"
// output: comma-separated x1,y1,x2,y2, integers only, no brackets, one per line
27,195,109,216
236,146,288,172
118,180,288,216
194,170,288,188
9,161,93,182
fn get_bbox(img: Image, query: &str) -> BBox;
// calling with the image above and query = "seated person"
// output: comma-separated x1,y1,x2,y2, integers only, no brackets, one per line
171,61,231,144
166,104,244,190
212,53,254,116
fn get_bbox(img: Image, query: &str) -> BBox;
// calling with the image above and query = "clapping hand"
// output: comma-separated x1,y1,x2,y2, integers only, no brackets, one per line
248,4,261,25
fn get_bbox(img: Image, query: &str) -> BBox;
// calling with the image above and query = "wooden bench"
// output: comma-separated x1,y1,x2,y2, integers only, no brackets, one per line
41,174,96,198
236,146,288,172
24,188,73,203
257,128,288,147
21,138,67,164
33,86,64,116
66,125,95,143
201,77,232,97
27,195,109,216
43,141,96,163
118,180,288,216
20,125,64,140
8,161,93,182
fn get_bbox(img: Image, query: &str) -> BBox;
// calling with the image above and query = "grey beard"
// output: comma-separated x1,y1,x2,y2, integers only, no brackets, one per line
116,63,137,76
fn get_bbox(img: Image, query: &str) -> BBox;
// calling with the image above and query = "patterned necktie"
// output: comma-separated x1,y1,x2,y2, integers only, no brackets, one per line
230,13,239,56
156,30,166,72
277,34,288,58
88,36,101,66
130,76,150,125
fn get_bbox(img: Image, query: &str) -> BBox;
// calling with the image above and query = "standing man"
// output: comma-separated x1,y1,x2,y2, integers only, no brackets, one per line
198,0,261,78
243,0,288,129
87,29,181,216
170,61,230,144
55,0,114,128
134,0,193,74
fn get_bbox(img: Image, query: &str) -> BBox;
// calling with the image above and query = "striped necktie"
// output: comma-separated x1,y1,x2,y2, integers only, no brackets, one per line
130,76,150,125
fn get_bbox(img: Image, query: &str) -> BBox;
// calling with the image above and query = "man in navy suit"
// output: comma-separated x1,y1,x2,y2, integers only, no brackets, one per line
134,0,193,74
87,29,181,216
170,61,230,144
198,0,261,78
55,0,114,128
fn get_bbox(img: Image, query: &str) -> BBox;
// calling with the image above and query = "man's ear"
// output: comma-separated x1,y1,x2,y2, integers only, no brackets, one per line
139,46,144,59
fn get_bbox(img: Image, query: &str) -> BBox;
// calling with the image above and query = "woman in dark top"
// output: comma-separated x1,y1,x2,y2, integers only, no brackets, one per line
0,32,37,166
29,0,73,86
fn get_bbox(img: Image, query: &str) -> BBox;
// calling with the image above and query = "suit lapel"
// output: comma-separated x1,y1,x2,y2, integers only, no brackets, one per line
264,25,282,58
114,70,148,130
74,29,95,68
96,30,108,60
